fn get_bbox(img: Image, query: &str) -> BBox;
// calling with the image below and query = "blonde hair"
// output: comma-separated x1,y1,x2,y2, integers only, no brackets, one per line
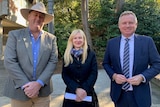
64,29,88,67
118,11,138,24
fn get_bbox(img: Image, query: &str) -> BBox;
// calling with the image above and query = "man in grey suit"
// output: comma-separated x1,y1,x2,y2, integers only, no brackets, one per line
103,11,160,107
3,2,58,107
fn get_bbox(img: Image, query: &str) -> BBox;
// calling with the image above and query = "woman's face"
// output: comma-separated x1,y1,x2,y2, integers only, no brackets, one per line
72,33,84,50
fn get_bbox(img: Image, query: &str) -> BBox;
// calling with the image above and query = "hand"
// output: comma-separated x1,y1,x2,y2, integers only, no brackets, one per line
127,74,144,86
112,73,127,84
23,81,41,98
75,88,87,102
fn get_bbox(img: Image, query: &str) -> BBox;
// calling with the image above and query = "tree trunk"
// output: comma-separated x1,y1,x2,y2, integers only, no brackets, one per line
48,0,54,34
81,0,93,49
115,0,125,13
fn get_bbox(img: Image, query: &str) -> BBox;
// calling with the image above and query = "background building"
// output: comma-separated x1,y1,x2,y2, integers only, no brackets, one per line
0,0,38,59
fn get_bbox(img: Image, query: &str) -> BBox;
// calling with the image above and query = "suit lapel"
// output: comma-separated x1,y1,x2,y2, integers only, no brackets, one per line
23,28,33,65
133,34,142,73
37,32,46,65
22,29,46,66
116,36,122,72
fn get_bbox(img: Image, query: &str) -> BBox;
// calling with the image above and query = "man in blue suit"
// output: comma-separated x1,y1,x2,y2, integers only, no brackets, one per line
102,11,160,107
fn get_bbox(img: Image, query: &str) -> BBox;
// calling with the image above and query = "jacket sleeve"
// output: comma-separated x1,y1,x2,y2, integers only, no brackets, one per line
62,62,80,93
81,52,98,93
4,31,30,89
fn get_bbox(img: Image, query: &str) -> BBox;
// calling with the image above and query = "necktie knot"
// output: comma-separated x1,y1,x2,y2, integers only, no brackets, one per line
125,38,129,42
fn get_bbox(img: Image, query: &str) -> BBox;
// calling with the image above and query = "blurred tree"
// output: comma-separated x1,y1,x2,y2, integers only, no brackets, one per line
115,0,125,13
55,0,93,49
121,0,160,37
81,0,93,49
51,0,160,58
117,0,160,53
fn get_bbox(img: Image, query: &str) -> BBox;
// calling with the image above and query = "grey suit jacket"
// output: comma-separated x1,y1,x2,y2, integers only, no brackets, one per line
3,28,58,101
103,34,160,107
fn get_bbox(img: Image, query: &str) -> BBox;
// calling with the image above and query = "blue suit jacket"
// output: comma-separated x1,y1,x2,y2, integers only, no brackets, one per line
103,34,160,107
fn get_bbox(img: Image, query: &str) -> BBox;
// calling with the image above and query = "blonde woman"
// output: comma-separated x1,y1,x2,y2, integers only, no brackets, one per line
62,29,99,107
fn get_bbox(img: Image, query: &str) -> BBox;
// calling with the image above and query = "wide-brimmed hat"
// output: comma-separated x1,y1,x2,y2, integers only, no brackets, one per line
20,2,53,24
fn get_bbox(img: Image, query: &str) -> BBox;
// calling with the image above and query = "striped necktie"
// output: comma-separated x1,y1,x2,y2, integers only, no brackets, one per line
122,38,130,90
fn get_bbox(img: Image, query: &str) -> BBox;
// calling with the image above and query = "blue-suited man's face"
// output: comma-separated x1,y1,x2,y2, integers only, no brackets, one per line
118,14,137,38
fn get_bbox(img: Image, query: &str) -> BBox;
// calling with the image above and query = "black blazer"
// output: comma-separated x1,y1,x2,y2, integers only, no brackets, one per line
62,48,98,95
103,34,160,107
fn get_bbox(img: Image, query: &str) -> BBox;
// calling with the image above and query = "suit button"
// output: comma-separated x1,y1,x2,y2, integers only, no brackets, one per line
77,65,81,68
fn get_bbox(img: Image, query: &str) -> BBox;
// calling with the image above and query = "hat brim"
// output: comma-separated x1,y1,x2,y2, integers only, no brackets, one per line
20,8,54,24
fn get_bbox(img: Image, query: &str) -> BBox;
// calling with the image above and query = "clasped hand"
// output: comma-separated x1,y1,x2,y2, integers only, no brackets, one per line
113,73,143,86
22,81,41,98
75,88,87,102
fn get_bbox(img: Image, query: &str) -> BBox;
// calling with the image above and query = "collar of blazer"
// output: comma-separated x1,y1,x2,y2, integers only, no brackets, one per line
22,28,46,65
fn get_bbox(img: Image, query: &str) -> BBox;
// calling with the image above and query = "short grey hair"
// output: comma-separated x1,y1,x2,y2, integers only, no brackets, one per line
118,11,138,23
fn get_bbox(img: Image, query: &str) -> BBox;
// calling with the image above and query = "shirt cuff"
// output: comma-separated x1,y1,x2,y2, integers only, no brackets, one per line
36,79,44,86
140,74,146,83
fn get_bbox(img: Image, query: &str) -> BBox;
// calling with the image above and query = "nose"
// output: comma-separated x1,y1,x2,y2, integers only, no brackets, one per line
126,23,130,27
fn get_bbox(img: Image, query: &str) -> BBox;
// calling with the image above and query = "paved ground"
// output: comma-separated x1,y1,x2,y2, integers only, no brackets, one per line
0,69,160,107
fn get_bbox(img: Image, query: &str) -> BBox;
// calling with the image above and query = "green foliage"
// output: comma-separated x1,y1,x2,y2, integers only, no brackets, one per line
120,0,160,37
54,0,82,58
90,0,160,57
54,23,76,59
120,0,160,53
90,0,118,38
153,36,160,54
89,0,119,58
53,0,160,59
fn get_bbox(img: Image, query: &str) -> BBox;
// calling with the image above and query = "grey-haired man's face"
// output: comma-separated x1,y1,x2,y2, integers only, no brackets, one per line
118,14,137,38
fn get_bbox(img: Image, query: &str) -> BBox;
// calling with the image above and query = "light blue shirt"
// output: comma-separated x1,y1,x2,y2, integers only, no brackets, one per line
120,34,146,91
30,31,44,86
120,34,134,90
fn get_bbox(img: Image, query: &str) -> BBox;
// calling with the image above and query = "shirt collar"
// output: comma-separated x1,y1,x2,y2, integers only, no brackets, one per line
121,33,134,41
29,29,43,38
